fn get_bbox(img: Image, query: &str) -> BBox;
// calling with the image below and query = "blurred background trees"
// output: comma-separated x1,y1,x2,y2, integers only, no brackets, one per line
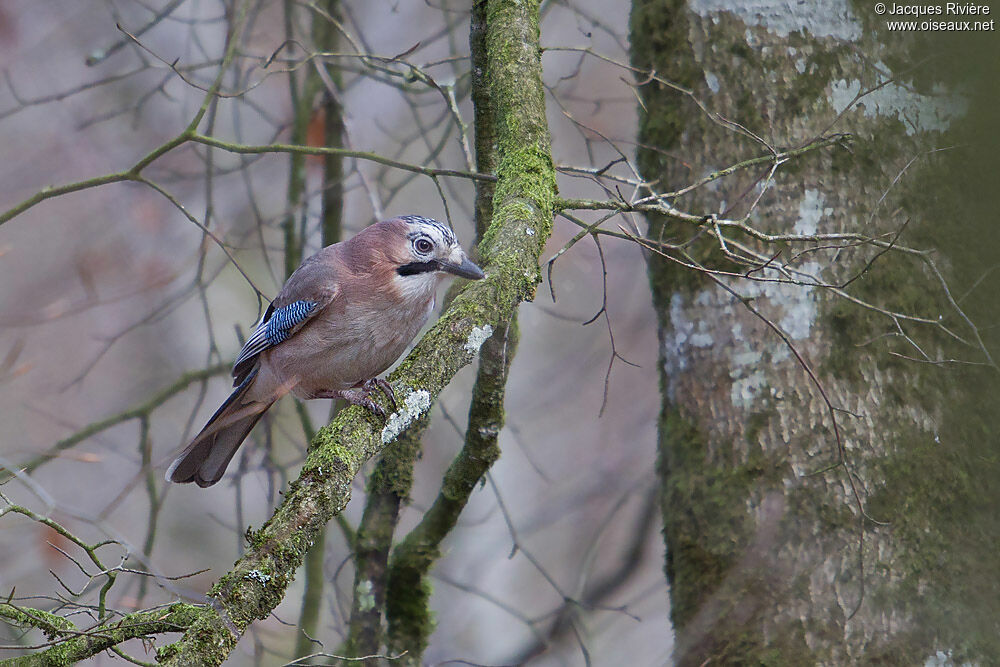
1,1,997,664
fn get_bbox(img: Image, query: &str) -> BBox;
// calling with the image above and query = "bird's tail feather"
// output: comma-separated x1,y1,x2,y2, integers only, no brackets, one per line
165,370,273,487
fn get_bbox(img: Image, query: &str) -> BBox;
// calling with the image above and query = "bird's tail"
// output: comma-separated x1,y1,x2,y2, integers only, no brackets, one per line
165,370,273,487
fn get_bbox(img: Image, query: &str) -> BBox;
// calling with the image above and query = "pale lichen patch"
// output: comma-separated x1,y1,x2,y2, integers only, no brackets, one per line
689,0,862,41
245,570,271,584
830,76,966,135
464,325,494,355
380,389,432,444
665,263,820,409
478,423,500,439
795,189,829,236
705,70,720,93
356,580,376,612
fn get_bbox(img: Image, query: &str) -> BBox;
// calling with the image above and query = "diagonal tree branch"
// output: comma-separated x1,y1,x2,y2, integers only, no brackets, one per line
155,0,554,663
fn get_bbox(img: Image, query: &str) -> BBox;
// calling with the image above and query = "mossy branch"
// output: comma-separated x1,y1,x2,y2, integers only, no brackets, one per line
344,419,427,662
0,602,201,667
470,0,497,241
385,319,517,663
156,1,553,661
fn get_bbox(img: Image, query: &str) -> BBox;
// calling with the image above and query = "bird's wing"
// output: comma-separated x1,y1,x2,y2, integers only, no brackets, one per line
232,253,341,385
231,300,317,384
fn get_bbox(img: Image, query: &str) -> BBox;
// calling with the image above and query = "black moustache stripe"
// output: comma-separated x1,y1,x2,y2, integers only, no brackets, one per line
397,260,439,276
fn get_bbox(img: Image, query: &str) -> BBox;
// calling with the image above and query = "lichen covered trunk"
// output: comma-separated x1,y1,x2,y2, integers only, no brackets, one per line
632,1,1000,663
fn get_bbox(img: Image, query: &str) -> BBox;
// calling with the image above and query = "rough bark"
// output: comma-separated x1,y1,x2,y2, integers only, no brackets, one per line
632,1,1000,664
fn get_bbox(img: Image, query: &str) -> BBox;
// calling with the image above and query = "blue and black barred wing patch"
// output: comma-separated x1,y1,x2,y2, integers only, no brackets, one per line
264,300,319,344
232,300,319,384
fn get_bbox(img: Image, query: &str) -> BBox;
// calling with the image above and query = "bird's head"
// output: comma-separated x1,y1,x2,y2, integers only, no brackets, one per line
389,215,485,281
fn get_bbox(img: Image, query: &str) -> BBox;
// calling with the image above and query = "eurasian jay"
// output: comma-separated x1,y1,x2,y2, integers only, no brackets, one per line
166,215,484,487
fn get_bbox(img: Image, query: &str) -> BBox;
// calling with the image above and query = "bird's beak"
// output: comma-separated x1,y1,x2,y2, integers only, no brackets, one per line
440,252,485,280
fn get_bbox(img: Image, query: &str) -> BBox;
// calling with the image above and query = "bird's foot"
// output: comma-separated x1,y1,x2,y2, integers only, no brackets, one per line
322,388,384,417
342,388,384,418
314,380,395,419
362,378,397,413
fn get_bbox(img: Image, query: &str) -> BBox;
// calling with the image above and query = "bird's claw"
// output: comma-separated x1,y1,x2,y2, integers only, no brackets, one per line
363,377,398,413
325,379,395,419
333,388,384,418
358,396,385,418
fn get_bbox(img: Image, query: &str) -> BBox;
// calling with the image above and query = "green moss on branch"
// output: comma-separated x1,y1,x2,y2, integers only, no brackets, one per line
0,602,201,667
385,320,517,662
344,417,429,661
157,0,554,662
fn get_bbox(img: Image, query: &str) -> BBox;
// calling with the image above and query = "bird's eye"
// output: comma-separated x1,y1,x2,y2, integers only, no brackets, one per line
415,238,433,254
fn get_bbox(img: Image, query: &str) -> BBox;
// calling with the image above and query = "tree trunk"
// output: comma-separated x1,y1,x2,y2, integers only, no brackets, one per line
631,1,1000,663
